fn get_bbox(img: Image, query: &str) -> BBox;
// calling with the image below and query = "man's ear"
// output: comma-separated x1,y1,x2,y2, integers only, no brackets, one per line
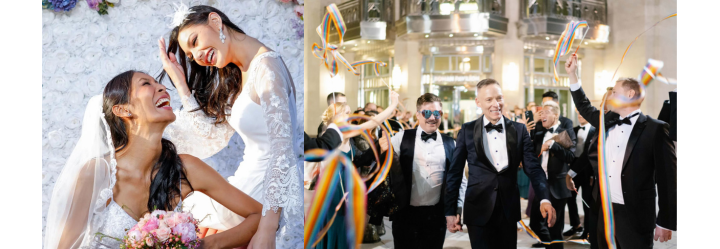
627,89,637,99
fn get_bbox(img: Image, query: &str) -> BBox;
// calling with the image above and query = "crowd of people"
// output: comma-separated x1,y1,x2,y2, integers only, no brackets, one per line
304,54,676,249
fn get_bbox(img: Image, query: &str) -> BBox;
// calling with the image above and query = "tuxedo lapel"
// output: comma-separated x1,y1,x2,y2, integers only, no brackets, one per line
622,114,647,172
503,116,517,171
473,116,495,172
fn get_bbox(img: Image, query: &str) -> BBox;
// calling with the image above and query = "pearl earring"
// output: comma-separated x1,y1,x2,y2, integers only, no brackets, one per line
219,26,226,44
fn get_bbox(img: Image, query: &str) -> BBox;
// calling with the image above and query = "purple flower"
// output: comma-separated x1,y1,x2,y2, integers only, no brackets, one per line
49,0,77,12
87,0,101,11
171,223,197,243
292,18,304,40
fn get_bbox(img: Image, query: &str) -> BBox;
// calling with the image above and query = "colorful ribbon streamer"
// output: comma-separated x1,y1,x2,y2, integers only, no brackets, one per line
304,149,367,249
552,21,589,83
304,115,396,248
517,220,590,245
311,4,387,78
608,13,677,86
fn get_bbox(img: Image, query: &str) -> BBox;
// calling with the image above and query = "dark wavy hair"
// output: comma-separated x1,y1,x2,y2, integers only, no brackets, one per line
158,5,245,125
103,70,193,212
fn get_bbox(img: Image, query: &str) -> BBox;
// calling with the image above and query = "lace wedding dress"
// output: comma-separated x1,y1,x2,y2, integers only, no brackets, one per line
163,51,304,248
88,189,184,248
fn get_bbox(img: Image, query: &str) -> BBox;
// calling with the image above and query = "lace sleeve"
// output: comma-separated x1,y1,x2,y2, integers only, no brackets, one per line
163,94,236,159
254,57,303,216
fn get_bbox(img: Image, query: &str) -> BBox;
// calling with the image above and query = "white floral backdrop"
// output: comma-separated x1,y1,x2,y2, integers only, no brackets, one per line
41,0,304,237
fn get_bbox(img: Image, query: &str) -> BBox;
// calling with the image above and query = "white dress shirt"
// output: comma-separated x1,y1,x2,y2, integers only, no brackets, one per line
605,109,641,205
541,122,560,179
391,128,468,207
483,116,550,205
483,116,509,172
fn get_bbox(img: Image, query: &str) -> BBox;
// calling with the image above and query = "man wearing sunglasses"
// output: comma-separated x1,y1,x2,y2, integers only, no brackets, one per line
382,93,467,249
445,79,556,249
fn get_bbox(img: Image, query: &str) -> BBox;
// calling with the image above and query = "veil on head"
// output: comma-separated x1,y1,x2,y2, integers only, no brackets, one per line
44,95,118,249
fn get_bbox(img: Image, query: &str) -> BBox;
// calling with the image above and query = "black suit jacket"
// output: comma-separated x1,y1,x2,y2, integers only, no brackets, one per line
571,87,677,231
445,116,550,226
533,126,576,199
570,125,597,182
304,129,341,152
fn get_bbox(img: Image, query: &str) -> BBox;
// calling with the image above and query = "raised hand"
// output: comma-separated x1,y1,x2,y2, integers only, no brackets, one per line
540,202,557,227
389,91,400,107
158,37,191,97
565,54,579,81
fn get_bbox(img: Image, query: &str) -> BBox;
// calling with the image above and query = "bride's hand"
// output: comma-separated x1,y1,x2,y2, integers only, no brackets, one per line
247,226,276,249
158,37,191,97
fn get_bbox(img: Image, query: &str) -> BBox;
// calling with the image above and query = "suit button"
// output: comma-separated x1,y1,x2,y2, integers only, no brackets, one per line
622,174,625,177
494,187,498,191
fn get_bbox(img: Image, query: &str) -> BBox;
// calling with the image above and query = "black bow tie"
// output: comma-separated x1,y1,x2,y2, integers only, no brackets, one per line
579,126,586,130
548,127,555,133
421,131,436,142
485,123,503,133
608,113,639,128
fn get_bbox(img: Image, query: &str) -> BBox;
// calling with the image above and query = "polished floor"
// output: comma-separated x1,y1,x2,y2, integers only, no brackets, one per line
304,189,677,249
360,198,678,249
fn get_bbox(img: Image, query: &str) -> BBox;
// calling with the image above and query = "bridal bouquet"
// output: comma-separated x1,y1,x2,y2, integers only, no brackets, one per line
120,210,201,249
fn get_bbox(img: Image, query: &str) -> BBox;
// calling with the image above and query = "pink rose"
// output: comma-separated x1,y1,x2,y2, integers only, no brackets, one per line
142,217,159,232
128,230,142,242
172,223,197,243
145,237,154,246
155,227,172,242
165,215,178,228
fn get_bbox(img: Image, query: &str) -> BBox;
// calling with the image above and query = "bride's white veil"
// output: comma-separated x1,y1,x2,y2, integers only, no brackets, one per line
44,95,118,249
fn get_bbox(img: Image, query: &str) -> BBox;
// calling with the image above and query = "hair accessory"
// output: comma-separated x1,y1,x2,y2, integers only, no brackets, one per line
169,2,194,28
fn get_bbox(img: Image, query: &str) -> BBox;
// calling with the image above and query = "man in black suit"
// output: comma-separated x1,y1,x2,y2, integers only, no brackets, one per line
317,92,346,135
530,101,577,249
440,113,454,136
530,91,573,139
445,79,557,249
565,55,676,248
563,110,597,243
386,93,467,249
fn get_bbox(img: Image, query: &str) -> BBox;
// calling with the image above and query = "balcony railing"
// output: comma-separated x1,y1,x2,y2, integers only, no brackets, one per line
397,0,508,39
520,0,609,43
328,0,395,43
522,0,606,25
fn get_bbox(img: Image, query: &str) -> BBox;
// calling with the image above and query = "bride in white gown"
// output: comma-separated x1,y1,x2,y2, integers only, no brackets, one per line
157,5,303,248
43,71,262,249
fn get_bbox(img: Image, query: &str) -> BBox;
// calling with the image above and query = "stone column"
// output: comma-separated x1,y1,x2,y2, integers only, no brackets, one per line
494,0,525,109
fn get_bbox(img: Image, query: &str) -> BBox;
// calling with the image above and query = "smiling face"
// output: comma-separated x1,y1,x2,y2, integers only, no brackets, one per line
418,102,443,133
476,83,504,122
177,13,233,69
121,72,176,125
540,105,558,129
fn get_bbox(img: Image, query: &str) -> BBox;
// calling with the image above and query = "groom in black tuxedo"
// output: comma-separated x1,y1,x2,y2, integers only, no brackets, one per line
445,79,557,249
565,55,676,248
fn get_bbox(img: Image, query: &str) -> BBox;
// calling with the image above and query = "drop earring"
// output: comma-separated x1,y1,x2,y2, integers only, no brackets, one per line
219,26,226,44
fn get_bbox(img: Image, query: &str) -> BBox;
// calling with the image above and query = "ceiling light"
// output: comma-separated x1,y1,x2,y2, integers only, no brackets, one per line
545,37,550,40
449,34,454,37
474,34,479,37
425,34,429,38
